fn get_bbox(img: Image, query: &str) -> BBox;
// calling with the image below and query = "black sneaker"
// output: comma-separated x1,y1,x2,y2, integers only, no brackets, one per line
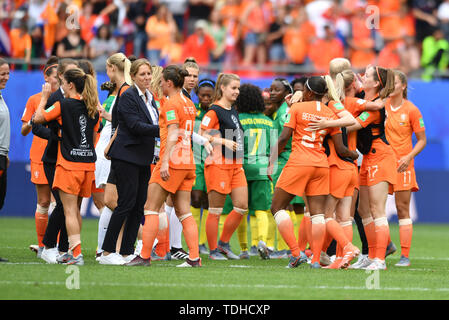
171,247,189,260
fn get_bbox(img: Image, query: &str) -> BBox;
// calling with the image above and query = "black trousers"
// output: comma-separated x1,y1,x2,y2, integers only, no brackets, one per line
102,158,151,255
0,155,7,210
42,162,68,252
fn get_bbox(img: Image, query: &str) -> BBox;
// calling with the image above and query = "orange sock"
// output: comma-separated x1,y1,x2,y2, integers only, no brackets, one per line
341,221,353,243
141,212,159,259
336,243,343,258
399,219,413,258
181,215,199,260
374,217,389,260
35,206,49,247
164,219,170,254
325,218,349,249
298,214,308,251
362,218,376,259
72,243,81,258
274,210,300,256
311,214,326,264
155,212,169,257
206,209,222,251
219,209,245,243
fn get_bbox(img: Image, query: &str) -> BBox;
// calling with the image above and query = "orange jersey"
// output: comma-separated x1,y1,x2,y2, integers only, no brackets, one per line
159,92,196,170
21,93,48,164
385,99,425,168
43,100,100,171
328,97,367,169
284,101,340,168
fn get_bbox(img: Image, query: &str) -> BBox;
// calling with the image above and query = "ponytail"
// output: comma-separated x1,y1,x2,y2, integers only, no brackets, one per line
324,75,341,103
124,58,132,86
82,74,99,119
394,70,408,99
374,66,395,99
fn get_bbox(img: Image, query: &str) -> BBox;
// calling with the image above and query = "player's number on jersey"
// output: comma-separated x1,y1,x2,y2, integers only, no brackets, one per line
367,165,378,181
249,128,263,156
301,130,327,148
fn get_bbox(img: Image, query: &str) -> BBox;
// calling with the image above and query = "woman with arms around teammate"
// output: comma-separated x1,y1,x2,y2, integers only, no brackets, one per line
345,66,397,270
21,57,59,258
126,65,212,267
385,70,426,267
268,76,357,269
34,68,100,265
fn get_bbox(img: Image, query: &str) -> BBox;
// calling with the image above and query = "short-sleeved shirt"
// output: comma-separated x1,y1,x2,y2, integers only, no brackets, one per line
43,99,100,171
284,101,340,168
239,112,274,181
270,102,292,163
159,91,196,170
21,92,48,164
385,99,425,168
200,104,242,168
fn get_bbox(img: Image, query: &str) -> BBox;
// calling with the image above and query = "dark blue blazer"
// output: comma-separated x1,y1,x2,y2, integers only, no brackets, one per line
108,85,160,166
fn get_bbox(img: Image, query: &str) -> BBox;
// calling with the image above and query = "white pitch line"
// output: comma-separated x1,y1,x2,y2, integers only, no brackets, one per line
0,280,448,293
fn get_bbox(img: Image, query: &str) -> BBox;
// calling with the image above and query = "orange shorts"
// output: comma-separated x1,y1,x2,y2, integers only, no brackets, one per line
330,165,359,198
359,153,397,188
91,180,105,193
276,165,329,197
150,164,196,194
30,161,48,185
204,165,247,194
53,165,95,198
393,166,419,192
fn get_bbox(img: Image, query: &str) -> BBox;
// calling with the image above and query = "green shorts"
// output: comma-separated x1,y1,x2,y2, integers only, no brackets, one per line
222,180,273,216
192,163,207,192
272,159,305,206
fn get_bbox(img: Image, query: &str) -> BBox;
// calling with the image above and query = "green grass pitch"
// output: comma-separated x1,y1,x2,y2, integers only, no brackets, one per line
1,217,449,300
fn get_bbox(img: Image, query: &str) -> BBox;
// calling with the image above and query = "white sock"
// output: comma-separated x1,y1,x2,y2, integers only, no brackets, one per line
169,206,183,249
97,206,112,253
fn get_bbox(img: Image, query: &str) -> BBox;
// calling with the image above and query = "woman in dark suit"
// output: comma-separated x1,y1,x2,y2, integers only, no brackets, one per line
99,59,160,265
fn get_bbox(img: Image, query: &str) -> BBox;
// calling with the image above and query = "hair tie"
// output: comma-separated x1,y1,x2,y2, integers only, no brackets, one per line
376,66,384,87
43,64,58,75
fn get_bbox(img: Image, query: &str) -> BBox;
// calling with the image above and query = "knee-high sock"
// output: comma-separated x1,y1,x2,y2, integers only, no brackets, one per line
274,210,299,256
362,217,376,260
35,205,49,247
169,206,183,249
325,218,350,249
267,213,276,250
298,213,309,251
155,212,169,257
374,217,389,261
255,210,269,243
237,214,248,251
220,208,247,243
250,215,258,247
141,212,159,259
199,209,208,245
206,208,222,251
180,214,199,260
311,214,326,264
97,206,112,254
399,218,413,258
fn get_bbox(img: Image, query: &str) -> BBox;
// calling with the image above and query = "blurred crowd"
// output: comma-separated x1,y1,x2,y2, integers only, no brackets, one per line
0,0,449,78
